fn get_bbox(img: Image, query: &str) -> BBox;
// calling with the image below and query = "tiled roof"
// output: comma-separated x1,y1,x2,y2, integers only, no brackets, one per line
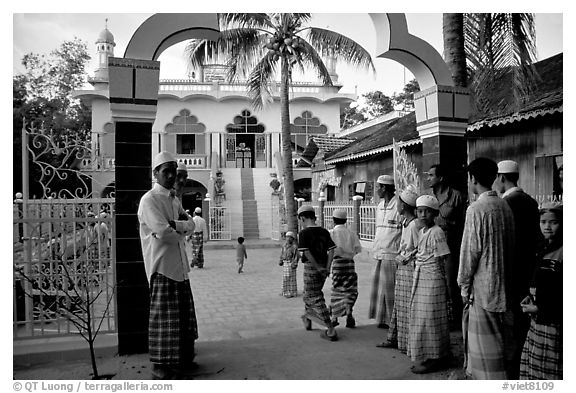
325,112,419,164
296,136,355,167
468,53,563,131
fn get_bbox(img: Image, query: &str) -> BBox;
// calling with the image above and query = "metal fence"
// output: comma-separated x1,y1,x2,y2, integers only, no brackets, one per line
13,198,116,339
209,204,232,240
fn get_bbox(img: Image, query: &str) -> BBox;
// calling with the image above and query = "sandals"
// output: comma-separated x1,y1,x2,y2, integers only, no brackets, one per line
301,315,312,331
376,340,397,348
320,330,338,341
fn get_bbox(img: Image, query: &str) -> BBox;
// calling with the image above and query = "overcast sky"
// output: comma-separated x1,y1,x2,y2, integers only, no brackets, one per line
12,11,562,97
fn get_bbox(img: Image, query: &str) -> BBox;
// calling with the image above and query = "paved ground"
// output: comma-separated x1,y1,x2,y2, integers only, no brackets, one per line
13,243,466,380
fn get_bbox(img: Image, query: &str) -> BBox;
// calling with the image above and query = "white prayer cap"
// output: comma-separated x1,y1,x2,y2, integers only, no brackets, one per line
297,205,315,215
153,151,176,170
399,189,419,207
416,195,440,211
285,231,296,238
332,209,347,220
497,160,519,174
194,207,202,214
377,175,395,185
177,162,188,172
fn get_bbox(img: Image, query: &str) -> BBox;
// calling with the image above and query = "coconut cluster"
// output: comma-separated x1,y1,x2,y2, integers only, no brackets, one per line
265,34,302,61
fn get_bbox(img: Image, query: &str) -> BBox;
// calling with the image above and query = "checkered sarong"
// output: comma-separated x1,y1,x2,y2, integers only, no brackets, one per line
302,264,331,327
368,257,397,325
407,262,451,362
463,302,515,379
387,262,414,352
329,257,358,318
149,273,198,365
189,232,204,268
520,320,562,380
281,260,298,297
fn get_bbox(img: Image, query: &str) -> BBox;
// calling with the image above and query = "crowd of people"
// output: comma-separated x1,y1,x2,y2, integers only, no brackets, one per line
137,151,562,380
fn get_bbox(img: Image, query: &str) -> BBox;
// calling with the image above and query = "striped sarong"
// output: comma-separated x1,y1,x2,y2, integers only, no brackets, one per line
190,232,204,268
407,263,451,362
329,257,358,318
387,262,414,353
281,260,298,297
520,320,562,380
149,273,198,365
302,264,331,327
368,257,397,325
464,302,515,379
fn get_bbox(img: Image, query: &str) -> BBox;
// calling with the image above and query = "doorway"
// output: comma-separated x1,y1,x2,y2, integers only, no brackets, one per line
235,134,255,168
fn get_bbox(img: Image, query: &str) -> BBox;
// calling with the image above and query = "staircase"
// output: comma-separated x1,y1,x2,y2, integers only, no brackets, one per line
240,169,260,239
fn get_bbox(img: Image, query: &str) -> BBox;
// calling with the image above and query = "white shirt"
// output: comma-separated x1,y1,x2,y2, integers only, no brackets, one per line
372,196,403,260
138,183,195,283
192,215,208,237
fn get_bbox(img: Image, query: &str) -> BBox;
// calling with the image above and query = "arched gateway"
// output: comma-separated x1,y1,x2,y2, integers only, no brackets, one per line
110,13,469,354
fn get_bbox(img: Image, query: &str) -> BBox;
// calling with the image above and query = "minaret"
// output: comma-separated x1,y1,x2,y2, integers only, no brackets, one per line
91,18,116,89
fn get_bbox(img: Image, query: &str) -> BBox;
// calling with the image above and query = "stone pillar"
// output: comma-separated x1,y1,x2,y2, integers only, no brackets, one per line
352,195,363,236
108,57,160,355
413,85,470,192
317,192,326,228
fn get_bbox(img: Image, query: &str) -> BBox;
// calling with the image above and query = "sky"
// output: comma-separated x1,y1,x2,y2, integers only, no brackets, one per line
12,11,563,98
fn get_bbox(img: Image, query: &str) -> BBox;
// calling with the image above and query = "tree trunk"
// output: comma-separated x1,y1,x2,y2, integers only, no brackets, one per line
280,56,297,234
443,13,467,88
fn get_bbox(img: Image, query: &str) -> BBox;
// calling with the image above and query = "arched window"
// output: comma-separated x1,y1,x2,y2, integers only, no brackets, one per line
289,111,327,154
226,110,265,133
165,109,206,155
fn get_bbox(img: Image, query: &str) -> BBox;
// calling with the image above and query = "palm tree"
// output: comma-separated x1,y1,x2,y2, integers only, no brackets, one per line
185,13,374,233
443,13,538,115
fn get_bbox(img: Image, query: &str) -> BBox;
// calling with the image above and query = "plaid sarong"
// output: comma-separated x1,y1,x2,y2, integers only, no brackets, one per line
329,257,358,318
520,320,562,380
387,262,414,352
281,260,298,297
464,302,515,379
368,257,397,325
302,264,331,327
149,273,198,365
407,262,451,362
189,232,204,268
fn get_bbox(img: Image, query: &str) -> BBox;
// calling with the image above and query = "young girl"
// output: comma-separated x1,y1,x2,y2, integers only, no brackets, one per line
377,188,421,353
407,195,452,374
520,203,563,380
279,231,299,298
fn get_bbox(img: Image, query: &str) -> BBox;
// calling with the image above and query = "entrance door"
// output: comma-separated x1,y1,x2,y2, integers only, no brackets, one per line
235,134,255,168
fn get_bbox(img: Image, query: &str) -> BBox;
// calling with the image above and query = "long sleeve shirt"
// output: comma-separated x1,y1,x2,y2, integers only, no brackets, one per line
458,190,515,312
372,196,403,260
138,183,195,283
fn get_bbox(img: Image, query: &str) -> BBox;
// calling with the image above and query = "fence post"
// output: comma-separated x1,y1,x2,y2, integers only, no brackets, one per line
318,191,326,228
352,195,363,235
296,198,304,233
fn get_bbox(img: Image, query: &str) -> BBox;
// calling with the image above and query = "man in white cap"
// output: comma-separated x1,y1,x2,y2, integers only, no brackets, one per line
494,159,540,378
328,208,362,329
137,151,198,379
189,207,208,268
458,157,516,379
296,204,338,341
369,174,402,329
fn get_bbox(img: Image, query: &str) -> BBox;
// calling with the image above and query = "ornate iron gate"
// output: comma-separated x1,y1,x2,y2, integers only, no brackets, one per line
14,120,117,339
208,204,231,240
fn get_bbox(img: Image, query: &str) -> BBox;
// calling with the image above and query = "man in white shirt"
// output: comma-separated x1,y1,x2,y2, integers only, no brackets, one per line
138,151,197,380
190,207,208,268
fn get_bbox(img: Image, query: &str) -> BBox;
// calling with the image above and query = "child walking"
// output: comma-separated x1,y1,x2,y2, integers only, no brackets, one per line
520,203,562,380
407,195,452,374
236,237,247,273
279,231,299,298
329,209,362,329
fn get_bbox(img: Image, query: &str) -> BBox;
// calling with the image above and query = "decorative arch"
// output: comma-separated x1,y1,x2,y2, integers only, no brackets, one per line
226,109,265,133
165,109,206,134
